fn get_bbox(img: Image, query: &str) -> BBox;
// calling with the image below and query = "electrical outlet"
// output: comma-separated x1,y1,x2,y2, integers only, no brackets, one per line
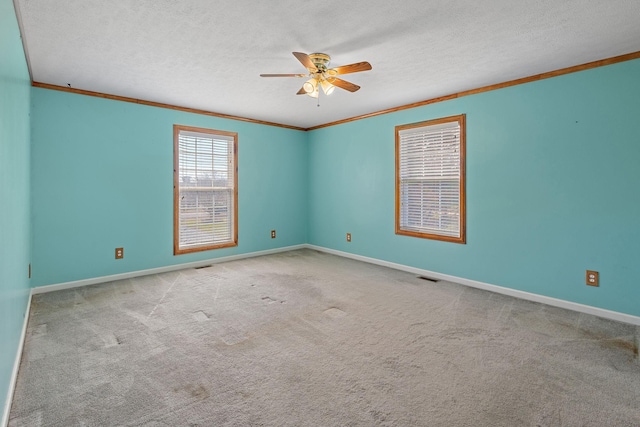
346,233,351,242
586,270,599,287
271,230,276,239
115,247,124,259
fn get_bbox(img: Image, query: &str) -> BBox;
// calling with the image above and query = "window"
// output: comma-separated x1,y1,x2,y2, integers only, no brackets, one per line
395,114,466,244
174,125,238,254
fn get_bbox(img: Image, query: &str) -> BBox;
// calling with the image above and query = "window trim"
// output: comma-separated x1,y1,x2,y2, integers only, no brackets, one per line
395,114,466,244
173,124,238,255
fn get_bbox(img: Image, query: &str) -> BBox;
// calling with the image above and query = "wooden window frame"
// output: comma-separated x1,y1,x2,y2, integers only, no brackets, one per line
395,114,466,244
173,124,238,255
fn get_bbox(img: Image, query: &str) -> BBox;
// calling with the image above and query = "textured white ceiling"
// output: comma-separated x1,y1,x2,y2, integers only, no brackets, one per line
15,0,640,129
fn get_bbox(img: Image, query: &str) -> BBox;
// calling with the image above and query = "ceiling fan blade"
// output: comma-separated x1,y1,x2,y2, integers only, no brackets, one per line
296,87,307,95
330,61,372,75
260,73,307,77
292,52,318,72
330,77,361,92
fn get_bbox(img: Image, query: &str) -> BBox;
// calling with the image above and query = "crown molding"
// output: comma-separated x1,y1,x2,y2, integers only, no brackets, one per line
32,50,640,132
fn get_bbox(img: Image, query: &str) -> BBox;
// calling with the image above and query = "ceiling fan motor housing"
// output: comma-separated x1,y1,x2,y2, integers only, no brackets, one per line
309,53,331,72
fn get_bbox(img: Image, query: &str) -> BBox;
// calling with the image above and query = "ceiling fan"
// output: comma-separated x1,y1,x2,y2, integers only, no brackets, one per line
260,52,372,98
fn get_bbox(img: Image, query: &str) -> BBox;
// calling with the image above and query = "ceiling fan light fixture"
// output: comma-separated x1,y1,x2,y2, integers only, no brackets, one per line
320,79,335,95
303,78,317,94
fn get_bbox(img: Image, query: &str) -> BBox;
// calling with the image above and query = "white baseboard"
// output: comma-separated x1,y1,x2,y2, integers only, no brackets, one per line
306,244,640,327
2,290,32,427
30,242,640,326
32,244,307,295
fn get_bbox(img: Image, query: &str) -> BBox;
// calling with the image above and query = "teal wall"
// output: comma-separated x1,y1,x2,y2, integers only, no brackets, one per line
308,59,640,317
30,59,640,317
30,88,308,286
0,0,31,414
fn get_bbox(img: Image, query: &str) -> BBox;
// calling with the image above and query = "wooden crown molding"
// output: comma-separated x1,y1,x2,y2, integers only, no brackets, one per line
32,50,640,132
30,82,306,132
306,50,640,131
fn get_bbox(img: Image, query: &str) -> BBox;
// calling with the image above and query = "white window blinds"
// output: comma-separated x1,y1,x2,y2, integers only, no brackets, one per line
174,126,237,254
396,116,465,243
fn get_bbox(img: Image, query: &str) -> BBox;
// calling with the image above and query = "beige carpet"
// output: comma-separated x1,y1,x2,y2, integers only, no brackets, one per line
9,249,640,426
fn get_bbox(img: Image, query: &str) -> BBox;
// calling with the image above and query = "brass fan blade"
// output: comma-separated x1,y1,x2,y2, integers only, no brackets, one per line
330,77,361,92
330,61,372,75
260,73,307,77
296,87,307,95
292,52,318,72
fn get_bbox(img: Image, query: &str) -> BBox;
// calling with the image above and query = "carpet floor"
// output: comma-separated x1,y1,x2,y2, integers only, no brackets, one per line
9,249,640,426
